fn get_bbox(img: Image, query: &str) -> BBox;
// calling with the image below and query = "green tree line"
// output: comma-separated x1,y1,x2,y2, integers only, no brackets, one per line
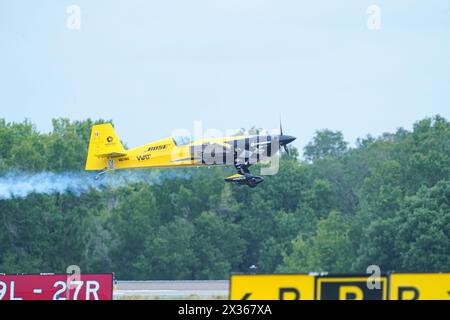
0,116,449,279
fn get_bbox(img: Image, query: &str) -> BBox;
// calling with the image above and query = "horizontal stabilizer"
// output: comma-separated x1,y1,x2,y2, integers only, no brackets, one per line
95,152,127,158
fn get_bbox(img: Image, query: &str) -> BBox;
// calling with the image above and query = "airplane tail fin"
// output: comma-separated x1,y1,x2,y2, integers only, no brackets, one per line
85,123,127,170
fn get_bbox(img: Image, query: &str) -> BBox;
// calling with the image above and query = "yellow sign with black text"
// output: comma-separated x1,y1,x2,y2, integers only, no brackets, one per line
389,273,450,300
230,273,450,300
229,274,315,300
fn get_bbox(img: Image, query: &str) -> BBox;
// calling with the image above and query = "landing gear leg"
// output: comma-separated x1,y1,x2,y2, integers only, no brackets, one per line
95,159,115,180
234,160,251,175
233,158,264,188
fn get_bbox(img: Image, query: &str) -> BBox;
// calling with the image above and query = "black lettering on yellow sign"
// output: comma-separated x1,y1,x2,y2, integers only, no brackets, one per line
398,286,420,300
279,288,300,300
230,273,449,301
316,277,387,300
229,274,315,300
389,274,450,300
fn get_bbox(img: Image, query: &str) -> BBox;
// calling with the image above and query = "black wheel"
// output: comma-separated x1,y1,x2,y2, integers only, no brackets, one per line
247,178,258,188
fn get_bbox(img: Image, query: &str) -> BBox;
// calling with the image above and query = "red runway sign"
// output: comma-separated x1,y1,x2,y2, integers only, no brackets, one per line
0,274,113,300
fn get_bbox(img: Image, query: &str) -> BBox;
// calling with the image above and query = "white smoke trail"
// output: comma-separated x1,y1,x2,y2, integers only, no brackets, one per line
0,170,188,200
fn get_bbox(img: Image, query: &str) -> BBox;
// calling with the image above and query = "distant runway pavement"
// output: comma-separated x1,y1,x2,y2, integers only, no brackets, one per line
114,280,229,299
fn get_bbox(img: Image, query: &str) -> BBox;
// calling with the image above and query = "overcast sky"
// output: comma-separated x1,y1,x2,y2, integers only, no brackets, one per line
1,0,449,151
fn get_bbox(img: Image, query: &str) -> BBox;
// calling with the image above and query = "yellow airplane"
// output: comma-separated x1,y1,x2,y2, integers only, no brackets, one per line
85,123,295,187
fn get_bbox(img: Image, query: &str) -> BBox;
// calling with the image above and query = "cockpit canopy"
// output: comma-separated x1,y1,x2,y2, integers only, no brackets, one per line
172,135,192,146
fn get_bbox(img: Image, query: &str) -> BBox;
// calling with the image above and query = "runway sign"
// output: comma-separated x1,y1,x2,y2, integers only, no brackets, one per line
0,273,113,300
230,274,315,300
389,273,450,300
315,275,388,300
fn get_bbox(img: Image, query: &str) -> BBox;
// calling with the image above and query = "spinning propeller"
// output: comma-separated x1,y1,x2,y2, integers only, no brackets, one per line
279,117,296,155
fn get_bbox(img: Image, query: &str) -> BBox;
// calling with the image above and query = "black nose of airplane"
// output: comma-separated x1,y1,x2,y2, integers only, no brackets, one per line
279,135,296,145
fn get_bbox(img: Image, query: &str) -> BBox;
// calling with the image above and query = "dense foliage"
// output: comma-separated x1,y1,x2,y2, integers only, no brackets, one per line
0,116,449,279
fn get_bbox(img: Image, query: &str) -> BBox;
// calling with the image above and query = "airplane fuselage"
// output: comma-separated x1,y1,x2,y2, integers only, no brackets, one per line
85,123,296,187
